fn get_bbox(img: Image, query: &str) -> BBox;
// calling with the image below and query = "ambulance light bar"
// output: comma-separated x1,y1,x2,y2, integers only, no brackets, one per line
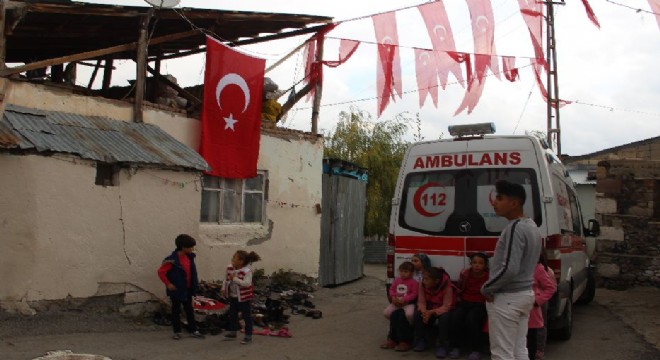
448,122,496,138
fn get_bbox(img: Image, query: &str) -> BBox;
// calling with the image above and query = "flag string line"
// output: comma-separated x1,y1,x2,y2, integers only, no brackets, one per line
324,36,539,60
605,0,660,16
293,62,535,109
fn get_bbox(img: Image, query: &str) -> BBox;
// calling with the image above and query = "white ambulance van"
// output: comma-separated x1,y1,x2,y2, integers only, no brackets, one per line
387,123,600,340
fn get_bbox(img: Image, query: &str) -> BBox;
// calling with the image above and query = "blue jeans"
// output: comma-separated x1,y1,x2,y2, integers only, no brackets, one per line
228,297,253,337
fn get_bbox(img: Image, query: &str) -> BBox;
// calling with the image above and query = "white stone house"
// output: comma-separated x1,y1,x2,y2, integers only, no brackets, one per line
0,80,323,314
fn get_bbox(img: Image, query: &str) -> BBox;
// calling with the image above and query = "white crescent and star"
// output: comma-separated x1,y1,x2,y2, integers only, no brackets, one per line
432,25,447,42
418,51,431,66
215,73,250,132
476,15,490,33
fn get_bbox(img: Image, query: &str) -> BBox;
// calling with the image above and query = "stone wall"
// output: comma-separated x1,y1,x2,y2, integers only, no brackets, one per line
594,159,660,289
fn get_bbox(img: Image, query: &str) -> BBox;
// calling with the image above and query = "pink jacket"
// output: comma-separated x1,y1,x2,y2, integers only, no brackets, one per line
528,264,557,329
418,272,455,315
388,277,419,304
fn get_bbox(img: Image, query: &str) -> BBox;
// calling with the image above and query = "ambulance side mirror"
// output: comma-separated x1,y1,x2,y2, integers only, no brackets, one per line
585,219,600,237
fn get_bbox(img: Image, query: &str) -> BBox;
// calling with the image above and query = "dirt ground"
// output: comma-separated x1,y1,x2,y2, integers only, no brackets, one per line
1,264,659,360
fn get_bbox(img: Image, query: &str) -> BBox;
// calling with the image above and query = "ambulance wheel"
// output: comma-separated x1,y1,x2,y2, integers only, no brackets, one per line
556,289,573,341
577,268,596,305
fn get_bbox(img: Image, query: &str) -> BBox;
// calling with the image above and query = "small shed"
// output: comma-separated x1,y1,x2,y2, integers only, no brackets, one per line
319,158,368,286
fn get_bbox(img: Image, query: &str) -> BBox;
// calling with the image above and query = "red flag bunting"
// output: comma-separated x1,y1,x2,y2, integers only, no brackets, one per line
649,0,660,31
200,36,264,179
466,0,500,81
580,0,601,29
502,56,519,82
418,1,465,89
373,11,402,116
530,58,571,108
518,0,547,70
302,39,316,102
414,49,439,108
324,39,361,68
454,53,488,115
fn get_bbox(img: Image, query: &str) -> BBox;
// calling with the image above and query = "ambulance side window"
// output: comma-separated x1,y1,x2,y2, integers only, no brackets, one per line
552,175,573,233
568,189,582,235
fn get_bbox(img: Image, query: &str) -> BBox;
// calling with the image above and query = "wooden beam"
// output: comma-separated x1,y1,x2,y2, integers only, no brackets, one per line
0,0,6,70
0,29,199,77
311,34,325,135
133,8,153,123
87,59,101,89
278,82,313,121
102,57,113,90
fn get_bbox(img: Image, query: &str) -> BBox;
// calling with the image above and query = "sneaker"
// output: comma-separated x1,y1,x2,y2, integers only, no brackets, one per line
240,337,252,345
380,339,397,349
191,331,205,339
224,331,237,340
467,351,481,360
535,351,544,360
449,348,460,359
435,347,448,359
395,342,410,352
413,339,426,352
172,333,182,340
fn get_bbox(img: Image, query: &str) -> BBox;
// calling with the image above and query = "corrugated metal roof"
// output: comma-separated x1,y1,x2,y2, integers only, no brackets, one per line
1,104,209,171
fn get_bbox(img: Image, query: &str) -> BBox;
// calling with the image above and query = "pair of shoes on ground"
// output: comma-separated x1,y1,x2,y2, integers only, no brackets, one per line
394,342,410,352
413,339,426,352
172,331,205,340
240,337,252,345
380,339,396,349
467,351,481,360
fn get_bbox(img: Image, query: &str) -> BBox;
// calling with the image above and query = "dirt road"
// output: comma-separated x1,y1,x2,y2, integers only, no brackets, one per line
1,264,659,360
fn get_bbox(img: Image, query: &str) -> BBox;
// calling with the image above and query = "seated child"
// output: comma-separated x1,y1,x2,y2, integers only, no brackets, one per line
449,253,490,360
381,261,418,351
414,267,455,358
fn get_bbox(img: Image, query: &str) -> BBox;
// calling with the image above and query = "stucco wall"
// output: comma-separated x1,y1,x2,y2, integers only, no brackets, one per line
0,155,201,304
1,80,324,307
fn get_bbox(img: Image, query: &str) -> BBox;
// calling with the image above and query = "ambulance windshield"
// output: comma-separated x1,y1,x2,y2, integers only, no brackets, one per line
399,168,541,236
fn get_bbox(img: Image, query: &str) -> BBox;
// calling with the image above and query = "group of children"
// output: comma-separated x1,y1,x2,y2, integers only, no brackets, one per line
156,234,261,345
383,252,557,360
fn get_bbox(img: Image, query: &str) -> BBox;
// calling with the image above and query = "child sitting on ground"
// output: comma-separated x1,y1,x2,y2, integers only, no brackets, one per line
381,261,419,351
448,253,490,360
411,252,432,283
414,267,455,358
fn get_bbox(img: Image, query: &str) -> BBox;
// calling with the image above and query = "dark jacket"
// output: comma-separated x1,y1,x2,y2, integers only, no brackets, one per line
162,250,199,301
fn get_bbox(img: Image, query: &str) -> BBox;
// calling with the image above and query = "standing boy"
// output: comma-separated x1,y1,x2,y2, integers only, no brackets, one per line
157,234,205,340
481,180,541,360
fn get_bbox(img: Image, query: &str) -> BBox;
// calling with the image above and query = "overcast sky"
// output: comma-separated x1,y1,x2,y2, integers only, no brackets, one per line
80,0,660,156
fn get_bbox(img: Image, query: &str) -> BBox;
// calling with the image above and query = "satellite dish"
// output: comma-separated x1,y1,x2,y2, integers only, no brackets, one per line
144,0,180,8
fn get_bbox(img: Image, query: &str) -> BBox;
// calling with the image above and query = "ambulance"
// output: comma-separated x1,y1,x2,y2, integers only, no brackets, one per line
386,123,600,340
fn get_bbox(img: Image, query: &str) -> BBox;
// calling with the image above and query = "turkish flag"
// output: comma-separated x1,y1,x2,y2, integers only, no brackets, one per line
200,36,265,179
415,48,439,108
580,0,601,29
373,11,402,117
418,0,465,89
517,0,546,69
466,0,499,81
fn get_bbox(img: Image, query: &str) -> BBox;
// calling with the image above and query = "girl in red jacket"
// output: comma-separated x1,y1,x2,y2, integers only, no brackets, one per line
527,253,557,359
449,252,490,360
413,267,455,357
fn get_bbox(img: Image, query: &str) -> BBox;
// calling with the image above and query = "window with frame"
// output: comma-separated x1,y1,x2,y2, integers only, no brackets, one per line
200,171,267,224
